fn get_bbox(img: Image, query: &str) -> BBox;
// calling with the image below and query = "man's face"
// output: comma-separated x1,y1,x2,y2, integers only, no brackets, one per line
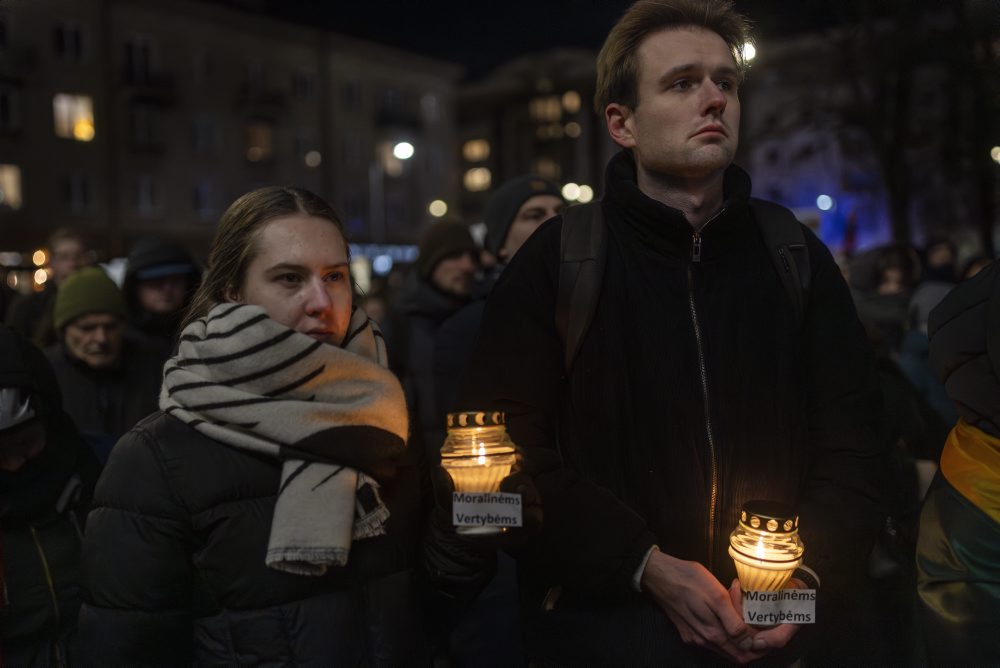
64,313,125,370
137,274,191,315
610,27,740,181
431,251,477,298
50,238,87,286
499,194,564,261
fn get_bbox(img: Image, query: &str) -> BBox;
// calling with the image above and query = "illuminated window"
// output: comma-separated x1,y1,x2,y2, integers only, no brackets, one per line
53,94,94,141
462,139,490,162
533,157,560,180
463,167,491,192
245,123,273,162
562,91,581,114
0,165,22,210
530,96,562,122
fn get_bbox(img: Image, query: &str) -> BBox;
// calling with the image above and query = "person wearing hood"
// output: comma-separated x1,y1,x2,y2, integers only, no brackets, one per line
0,324,101,666
916,259,1000,665
122,238,200,360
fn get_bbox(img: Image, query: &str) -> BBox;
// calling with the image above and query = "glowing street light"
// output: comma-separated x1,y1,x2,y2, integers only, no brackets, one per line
741,42,756,62
393,142,415,160
577,185,594,203
991,146,1000,164
428,200,448,217
816,195,834,211
562,183,581,201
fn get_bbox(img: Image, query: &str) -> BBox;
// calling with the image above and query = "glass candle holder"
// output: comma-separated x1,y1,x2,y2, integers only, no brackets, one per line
440,411,517,535
728,500,805,592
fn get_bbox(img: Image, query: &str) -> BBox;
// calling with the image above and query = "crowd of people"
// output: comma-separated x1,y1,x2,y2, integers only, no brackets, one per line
1,0,997,666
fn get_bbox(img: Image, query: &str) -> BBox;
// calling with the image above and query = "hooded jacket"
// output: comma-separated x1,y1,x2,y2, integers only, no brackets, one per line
0,325,100,667
122,239,200,354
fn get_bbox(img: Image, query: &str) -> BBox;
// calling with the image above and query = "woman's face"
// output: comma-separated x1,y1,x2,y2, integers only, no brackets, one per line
235,214,352,346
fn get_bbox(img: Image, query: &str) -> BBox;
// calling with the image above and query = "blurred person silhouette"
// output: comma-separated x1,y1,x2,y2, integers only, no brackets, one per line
121,237,200,360
427,175,564,666
6,229,90,349
382,218,479,466
920,236,957,284
79,186,428,666
917,259,1000,665
961,253,993,281
44,267,162,464
0,324,100,667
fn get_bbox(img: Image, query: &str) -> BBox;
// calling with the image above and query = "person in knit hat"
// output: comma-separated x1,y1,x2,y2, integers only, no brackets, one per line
44,266,162,463
483,174,564,263
416,218,480,299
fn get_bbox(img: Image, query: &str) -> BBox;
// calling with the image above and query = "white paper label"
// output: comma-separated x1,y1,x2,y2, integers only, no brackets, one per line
452,492,523,528
742,589,817,625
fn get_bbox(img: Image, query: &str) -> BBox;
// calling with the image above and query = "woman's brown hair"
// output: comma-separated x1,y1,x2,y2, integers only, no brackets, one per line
182,186,346,330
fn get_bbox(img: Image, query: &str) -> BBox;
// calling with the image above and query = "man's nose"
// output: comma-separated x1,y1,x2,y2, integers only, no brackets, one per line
93,327,110,344
702,80,727,115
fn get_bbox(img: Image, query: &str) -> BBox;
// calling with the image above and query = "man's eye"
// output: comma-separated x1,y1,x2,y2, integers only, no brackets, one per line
277,273,301,284
717,80,737,92
671,79,692,90
326,271,345,282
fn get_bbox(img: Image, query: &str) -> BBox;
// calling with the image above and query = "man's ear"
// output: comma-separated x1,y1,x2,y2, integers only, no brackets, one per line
605,103,637,149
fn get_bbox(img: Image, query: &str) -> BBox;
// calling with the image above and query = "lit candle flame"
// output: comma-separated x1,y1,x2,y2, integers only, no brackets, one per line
755,538,766,561
477,443,486,465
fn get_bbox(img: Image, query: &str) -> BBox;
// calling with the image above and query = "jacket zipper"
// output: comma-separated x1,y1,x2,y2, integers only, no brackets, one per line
689,211,722,572
30,526,62,623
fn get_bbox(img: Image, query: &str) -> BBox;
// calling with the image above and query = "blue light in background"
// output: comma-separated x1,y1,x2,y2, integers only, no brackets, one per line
816,194,834,211
371,254,393,276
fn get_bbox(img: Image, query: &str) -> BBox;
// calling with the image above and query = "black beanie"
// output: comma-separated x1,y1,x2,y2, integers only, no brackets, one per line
484,174,563,256
417,219,479,281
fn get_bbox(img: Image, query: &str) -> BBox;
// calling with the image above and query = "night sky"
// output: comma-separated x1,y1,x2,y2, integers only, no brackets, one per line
209,0,945,80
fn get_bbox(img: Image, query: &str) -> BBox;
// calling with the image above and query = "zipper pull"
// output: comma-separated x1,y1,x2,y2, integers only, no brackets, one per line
692,234,702,263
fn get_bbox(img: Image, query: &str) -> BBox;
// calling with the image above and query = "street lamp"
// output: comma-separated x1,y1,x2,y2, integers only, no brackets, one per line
369,140,415,243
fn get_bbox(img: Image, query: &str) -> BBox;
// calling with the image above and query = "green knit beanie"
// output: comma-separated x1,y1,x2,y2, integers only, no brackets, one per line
54,266,126,330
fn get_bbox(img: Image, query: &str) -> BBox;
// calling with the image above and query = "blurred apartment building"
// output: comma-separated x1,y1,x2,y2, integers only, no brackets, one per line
454,49,617,225
0,0,461,263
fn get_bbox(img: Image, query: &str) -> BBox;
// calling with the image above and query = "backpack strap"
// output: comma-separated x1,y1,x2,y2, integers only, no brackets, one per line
556,202,607,374
749,198,811,326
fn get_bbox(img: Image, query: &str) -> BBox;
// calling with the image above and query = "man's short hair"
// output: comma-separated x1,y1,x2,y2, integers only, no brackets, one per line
594,0,751,114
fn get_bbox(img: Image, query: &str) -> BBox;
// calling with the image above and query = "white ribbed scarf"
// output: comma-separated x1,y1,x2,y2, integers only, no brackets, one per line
160,303,408,575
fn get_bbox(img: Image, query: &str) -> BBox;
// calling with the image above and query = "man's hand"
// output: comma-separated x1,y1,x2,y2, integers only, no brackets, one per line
641,550,761,664
727,578,804,654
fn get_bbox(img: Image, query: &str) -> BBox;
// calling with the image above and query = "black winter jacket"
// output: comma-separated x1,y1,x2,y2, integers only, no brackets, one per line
44,338,163,464
0,325,100,667
460,153,885,664
79,411,429,667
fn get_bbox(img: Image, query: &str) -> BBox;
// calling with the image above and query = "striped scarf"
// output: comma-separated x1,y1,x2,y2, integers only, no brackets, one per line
160,303,408,575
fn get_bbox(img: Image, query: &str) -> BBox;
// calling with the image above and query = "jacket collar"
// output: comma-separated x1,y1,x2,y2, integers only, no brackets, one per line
603,150,755,261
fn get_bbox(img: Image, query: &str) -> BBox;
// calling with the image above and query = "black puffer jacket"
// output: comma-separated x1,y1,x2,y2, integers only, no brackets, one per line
79,411,429,667
461,152,885,664
0,325,100,667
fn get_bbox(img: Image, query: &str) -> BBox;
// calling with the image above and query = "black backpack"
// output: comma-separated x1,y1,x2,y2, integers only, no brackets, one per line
555,199,812,373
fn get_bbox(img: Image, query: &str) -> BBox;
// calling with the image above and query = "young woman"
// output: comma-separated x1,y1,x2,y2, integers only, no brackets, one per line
79,186,429,666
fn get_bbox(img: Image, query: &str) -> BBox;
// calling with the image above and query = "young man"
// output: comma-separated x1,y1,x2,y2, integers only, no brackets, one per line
459,1,883,664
